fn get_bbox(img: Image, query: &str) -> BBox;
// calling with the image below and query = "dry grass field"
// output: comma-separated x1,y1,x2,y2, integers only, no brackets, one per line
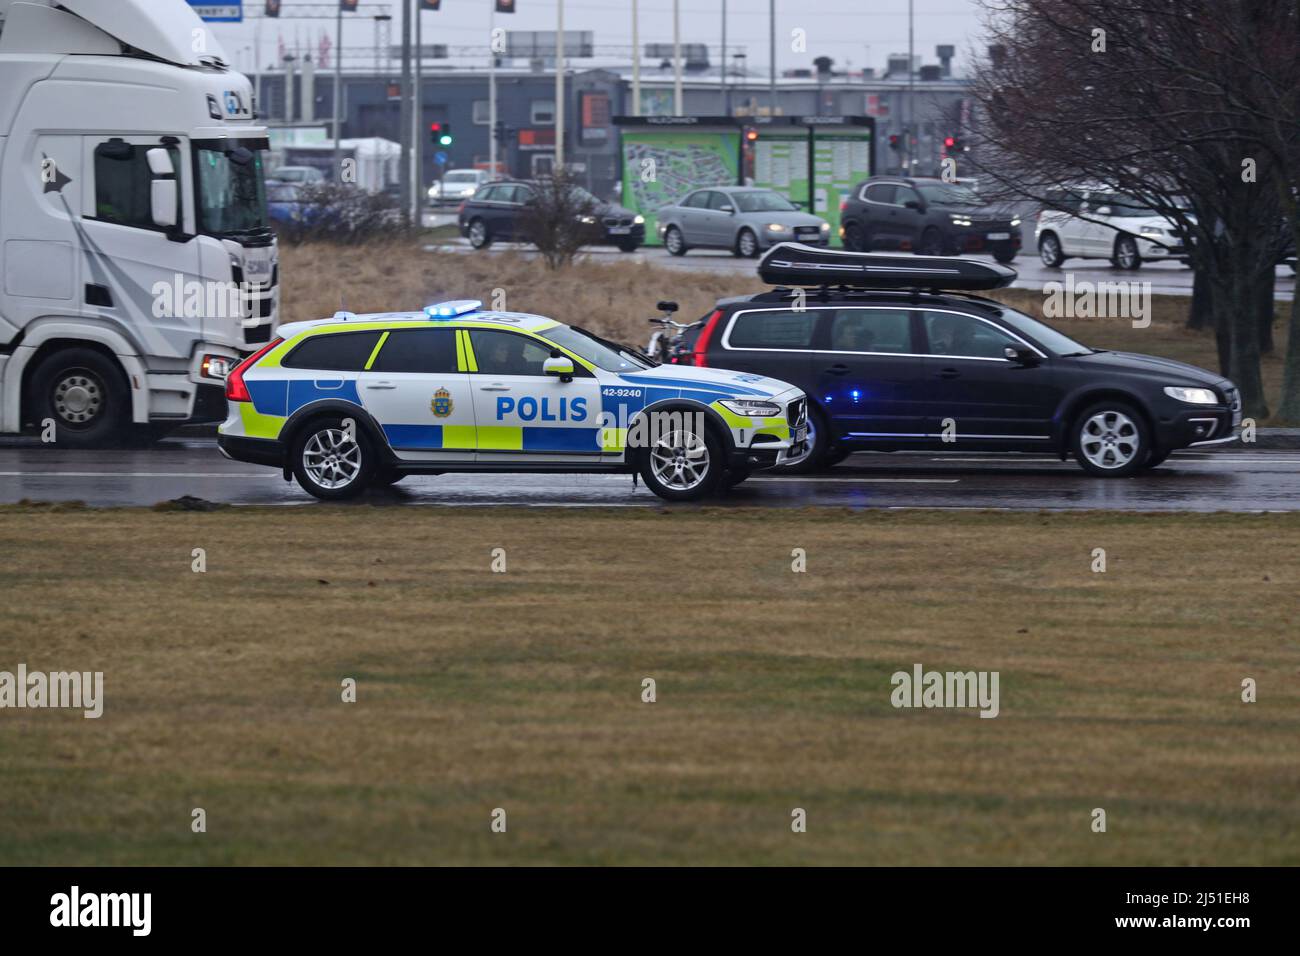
278,242,1292,418
1,505,1297,865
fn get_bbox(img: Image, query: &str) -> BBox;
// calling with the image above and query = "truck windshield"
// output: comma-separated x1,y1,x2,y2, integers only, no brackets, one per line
195,141,271,240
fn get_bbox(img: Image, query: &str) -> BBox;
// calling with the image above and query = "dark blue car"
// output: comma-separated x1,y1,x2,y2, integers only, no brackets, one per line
674,244,1240,476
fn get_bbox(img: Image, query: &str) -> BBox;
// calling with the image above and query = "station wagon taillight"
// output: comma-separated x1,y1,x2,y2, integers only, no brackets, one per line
226,338,282,403
689,310,723,368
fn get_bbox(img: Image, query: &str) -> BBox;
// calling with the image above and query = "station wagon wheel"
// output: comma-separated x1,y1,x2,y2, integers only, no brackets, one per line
843,222,866,251
638,417,724,501
664,226,688,256
916,226,944,256
291,418,374,500
1038,232,1065,267
467,218,491,249
1072,401,1149,478
1113,234,1141,270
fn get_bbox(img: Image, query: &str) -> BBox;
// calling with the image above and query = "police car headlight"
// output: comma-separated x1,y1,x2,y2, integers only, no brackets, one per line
720,399,782,417
1164,386,1218,405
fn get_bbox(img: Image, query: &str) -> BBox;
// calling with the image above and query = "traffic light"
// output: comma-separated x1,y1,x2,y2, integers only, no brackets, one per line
888,134,901,150
493,119,507,143
340,0,360,12
420,0,442,10
496,0,518,12
265,0,281,17
745,128,759,143
944,136,956,149
430,122,453,147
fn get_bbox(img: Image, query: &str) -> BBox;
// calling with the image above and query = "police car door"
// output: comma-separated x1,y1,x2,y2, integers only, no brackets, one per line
355,327,479,461
465,328,603,462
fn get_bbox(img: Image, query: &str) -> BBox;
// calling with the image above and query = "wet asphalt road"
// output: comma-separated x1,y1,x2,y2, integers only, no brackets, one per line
1,439,1298,511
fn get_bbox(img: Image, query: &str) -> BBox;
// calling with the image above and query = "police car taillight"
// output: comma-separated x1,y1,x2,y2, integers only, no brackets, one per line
690,310,723,367
226,338,282,403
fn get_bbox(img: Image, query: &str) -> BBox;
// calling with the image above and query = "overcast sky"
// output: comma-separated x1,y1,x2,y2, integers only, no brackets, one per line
206,1,988,78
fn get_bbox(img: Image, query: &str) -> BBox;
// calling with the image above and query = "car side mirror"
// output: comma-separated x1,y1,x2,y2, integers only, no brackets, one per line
1004,345,1040,366
719,204,735,214
904,200,925,212
544,352,575,382
657,300,679,313
146,148,178,229
1094,205,1112,216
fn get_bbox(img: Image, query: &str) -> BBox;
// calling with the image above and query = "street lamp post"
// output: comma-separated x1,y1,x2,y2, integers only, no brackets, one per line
332,3,342,178
555,0,564,169
672,0,682,115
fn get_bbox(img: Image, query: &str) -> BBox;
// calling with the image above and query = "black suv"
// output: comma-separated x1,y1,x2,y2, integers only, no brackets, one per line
840,176,1022,263
458,179,644,252
674,244,1240,476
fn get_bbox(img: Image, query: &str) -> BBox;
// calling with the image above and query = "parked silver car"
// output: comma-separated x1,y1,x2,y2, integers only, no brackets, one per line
656,186,831,257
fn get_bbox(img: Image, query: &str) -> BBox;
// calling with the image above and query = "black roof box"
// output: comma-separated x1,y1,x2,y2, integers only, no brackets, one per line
757,242,1017,291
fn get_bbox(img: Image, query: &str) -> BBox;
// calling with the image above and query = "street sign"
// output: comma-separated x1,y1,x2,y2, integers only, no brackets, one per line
187,2,243,23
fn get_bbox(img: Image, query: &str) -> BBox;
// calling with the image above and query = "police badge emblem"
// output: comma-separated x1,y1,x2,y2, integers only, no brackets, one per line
432,388,453,418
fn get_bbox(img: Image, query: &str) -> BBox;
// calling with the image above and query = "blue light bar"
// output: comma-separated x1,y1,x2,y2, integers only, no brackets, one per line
424,299,482,320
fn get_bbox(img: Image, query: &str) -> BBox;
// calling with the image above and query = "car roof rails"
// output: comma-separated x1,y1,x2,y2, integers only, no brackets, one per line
757,242,1017,291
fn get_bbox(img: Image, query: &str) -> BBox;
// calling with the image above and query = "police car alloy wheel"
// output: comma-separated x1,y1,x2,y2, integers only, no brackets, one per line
640,422,724,501
1072,401,1148,477
291,419,374,500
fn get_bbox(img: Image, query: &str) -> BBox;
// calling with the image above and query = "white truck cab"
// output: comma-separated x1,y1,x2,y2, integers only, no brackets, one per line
0,0,278,445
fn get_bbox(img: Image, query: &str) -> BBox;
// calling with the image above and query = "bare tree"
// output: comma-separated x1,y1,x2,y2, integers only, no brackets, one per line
966,0,1299,418
517,170,605,270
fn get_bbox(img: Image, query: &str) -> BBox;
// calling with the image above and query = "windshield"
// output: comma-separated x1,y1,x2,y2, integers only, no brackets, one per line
445,171,480,183
542,323,652,372
196,141,271,239
916,182,982,206
734,190,797,213
995,307,1093,356
267,184,300,202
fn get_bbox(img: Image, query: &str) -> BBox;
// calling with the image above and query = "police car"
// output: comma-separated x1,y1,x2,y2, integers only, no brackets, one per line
217,300,809,501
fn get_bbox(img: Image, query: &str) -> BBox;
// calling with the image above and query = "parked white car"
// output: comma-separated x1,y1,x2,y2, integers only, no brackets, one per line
429,169,492,206
1035,186,1190,269
271,165,326,185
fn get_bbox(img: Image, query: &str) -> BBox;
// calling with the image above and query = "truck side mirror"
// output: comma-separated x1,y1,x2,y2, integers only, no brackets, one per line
146,148,178,229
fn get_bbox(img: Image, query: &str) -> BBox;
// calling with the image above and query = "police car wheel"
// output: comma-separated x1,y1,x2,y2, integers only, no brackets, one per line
1071,401,1149,478
640,423,724,501
291,419,374,500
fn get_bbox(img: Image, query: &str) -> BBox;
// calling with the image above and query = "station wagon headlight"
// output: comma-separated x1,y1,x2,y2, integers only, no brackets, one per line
1140,227,1164,238
633,214,645,224
720,399,782,417
1010,218,1021,227
1164,386,1218,404
949,215,972,226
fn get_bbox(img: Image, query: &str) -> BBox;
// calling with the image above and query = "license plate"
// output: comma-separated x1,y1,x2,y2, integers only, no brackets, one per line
987,232,1010,240
608,226,631,234
245,259,271,279
795,424,808,443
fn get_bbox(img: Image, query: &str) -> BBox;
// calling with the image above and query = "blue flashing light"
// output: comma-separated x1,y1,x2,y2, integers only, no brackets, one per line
851,389,861,402
424,299,482,320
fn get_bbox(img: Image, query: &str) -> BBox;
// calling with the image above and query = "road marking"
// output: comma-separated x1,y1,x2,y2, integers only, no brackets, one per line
0,471,272,478
753,476,960,483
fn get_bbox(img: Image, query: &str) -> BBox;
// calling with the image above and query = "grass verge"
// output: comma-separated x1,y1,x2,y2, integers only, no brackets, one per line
1,506,1297,865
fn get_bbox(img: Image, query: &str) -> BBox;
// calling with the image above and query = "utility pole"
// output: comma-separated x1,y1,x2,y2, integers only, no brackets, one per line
488,1,497,175
768,0,776,115
332,2,342,178
721,0,727,116
413,1,422,222
672,0,682,114
631,0,640,116
399,0,411,221
906,0,914,173
555,0,564,169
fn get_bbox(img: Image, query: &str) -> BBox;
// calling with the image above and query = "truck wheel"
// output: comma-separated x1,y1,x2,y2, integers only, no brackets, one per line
29,348,130,448
290,416,375,500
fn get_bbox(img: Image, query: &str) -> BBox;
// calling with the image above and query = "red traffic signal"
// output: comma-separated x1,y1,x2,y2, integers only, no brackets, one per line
420,0,442,10
944,136,956,148
340,0,360,12
496,0,517,12
888,134,901,150
745,128,759,142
